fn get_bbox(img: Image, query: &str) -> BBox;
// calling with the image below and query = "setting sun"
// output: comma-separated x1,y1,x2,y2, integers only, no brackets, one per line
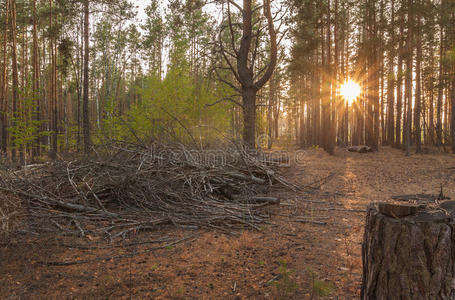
340,80,361,104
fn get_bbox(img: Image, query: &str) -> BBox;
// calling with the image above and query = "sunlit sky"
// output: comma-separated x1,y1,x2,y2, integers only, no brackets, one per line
134,1,148,22
132,0,221,25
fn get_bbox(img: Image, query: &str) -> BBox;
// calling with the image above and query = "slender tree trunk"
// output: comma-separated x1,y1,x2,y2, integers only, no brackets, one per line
395,8,404,148
415,7,422,153
365,0,374,149
386,0,395,146
83,0,91,153
0,0,9,155
450,2,455,153
452,69,455,153
372,8,380,151
344,25,349,145
313,52,320,146
322,0,334,154
32,0,40,158
436,0,444,147
379,0,385,146
334,0,339,147
429,47,435,145
267,74,274,147
49,0,58,159
10,0,18,162
444,87,449,143
405,0,413,156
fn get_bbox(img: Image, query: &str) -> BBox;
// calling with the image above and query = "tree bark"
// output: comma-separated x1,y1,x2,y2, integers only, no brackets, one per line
49,0,58,160
415,6,422,153
395,7,405,148
386,0,396,146
429,46,435,145
83,0,91,153
450,2,455,153
452,71,455,153
361,201,455,299
10,0,18,162
0,0,9,154
242,88,257,149
32,0,40,158
322,0,334,154
436,0,444,147
405,0,413,156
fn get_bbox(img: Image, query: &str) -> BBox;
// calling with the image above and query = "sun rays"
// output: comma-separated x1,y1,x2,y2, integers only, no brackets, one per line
340,79,361,105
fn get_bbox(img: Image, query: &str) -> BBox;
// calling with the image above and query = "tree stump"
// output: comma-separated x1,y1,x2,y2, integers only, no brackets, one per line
361,201,455,299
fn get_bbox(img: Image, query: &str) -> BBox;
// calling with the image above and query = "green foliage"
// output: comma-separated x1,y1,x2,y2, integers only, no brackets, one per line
306,267,334,298
96,60,234,144
8,117,41,150
8,95,49,153
449,47,455,61
273,260,299,298
57,125,80,152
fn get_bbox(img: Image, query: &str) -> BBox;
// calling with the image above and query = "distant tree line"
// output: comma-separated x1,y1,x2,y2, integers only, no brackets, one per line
1,0,453,162
288,0,455,154
0,0,289,163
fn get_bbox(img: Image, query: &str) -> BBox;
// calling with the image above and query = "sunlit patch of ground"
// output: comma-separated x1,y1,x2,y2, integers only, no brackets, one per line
1,147,454,299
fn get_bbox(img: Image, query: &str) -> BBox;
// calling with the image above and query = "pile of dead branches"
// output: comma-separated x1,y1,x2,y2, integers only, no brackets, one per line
0,141,298,240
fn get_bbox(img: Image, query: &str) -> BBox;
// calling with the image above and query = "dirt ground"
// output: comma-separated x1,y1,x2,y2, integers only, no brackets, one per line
1,146,454,299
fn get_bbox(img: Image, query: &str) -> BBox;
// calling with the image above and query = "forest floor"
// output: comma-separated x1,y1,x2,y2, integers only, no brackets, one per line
1,146,455,299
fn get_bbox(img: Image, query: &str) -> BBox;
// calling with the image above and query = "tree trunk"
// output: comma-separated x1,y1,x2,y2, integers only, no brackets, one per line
386,55,395,146
220,0,276,148
452,72,455,153
395,8,404,148
242,88,257,148
405,0,413,156
429,48,435,145
436,2,444,147
313,52,320,146
415,9,422,153
451,8,455,153
32,0,40,158
0,0,9,154
361,201,455,299
49,0,58,159
386,0,396,146
267,75,274,147
10,0,18,162
322,1,334,155
83,0,91,153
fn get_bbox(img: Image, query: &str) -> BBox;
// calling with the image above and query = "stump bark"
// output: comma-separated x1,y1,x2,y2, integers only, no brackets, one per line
361,201,455,299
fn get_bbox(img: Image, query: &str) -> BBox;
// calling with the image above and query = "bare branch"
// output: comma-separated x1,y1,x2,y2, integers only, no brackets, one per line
219,36,241,82
226,0,243,12
227,1,239,56
254,0,277,89
205,95,243,107
214,67,241,93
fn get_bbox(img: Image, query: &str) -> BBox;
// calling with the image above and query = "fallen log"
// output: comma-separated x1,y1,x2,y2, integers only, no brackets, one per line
391,192,450,204
250,196,280,205
225,172,266,184
361,201,455,299
348,145,373,153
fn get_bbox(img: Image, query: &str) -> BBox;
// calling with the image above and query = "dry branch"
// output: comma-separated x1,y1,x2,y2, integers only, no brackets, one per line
0,141,298,241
